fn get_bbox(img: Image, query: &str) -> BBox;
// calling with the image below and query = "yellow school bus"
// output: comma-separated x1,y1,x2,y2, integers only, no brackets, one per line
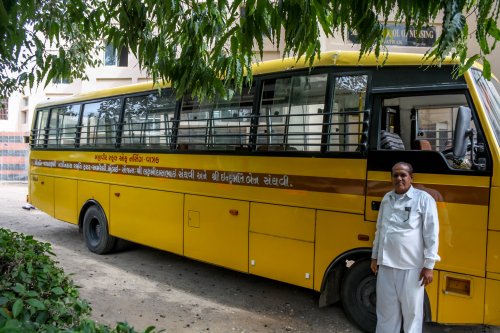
29,51,500,331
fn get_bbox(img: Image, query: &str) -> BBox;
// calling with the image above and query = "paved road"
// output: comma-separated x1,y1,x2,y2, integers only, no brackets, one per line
0,183,497,333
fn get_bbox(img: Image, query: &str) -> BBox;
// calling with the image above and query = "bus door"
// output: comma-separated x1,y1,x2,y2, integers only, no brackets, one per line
365,91,491,324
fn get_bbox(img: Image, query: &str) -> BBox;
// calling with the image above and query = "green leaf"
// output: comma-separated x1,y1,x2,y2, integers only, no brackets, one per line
143,326,157,333
482,59,491,80
11,299,23,318
459,54,480,75
35,311,49,324
11,284,25,295
0,2,9,25
26,299,45,310
51,287,64,295
1,318,22,331
28,73,34,89
487,21,500,40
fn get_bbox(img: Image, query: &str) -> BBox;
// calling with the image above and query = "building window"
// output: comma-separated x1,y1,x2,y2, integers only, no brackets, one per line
21,111,27,124
22,96,29,108
52,77,73,84
0,99,8,120
104,44,128,67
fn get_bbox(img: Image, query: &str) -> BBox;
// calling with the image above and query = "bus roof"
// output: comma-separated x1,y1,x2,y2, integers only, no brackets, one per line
35,50,464,109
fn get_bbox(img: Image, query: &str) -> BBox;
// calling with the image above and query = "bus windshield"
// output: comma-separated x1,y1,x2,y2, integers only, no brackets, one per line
471,69,500,146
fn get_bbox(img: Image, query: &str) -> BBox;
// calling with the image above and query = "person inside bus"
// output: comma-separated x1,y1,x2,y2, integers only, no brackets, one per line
370,162,440,333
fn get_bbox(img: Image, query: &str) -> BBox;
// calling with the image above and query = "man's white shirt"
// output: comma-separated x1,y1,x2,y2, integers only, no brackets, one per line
371,185,440,270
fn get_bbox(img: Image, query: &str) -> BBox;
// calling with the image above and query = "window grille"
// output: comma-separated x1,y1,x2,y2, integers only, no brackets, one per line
122,91,177,148
46,105,80,147
31,109,50,147
178,87,254,151
80,99,122,147
30,74,369,153
0,99,8,120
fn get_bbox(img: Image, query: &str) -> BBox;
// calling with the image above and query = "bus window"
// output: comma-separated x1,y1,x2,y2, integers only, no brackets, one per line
46,105,80,147
471,69,500,146
416,106,476,152
122,90,177,148
210,87,254,150
32,109,50,147
47,109,59,146
178,87,254,151
257,74,327,151
80,98,121,147
329,75,368,152
378,93,486,170
178,96,212,150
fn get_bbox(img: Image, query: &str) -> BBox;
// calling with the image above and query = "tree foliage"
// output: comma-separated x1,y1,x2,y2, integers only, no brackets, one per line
0,0,499,99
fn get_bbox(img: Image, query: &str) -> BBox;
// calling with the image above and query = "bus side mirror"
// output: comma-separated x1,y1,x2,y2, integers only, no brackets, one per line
453,106,473,159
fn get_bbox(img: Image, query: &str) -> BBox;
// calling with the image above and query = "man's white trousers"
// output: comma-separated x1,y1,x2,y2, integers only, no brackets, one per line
376,265,424,333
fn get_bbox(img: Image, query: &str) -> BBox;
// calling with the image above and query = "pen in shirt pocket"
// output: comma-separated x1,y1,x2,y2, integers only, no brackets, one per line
404,207,411,221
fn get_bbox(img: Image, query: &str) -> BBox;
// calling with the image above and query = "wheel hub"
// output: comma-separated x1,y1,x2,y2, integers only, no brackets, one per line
89,217,101,246
356,275,377,315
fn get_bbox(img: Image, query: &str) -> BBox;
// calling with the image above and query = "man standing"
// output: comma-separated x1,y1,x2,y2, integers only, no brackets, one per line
371,162,440,333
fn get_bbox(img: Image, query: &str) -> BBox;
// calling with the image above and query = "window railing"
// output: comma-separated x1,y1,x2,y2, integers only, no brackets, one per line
31,109,370,153
30,73,369,154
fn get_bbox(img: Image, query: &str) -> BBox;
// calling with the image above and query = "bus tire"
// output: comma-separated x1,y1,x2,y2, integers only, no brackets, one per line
340,258,376,333
82,205,116,254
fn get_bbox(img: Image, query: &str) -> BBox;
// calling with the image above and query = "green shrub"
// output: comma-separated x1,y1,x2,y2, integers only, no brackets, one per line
0,228,156,333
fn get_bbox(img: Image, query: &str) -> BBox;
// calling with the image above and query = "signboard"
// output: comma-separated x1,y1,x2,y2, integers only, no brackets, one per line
348,24,436,47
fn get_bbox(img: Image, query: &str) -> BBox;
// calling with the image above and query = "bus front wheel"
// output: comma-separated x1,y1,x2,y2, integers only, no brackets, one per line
82,205,116,254
340,259,377,333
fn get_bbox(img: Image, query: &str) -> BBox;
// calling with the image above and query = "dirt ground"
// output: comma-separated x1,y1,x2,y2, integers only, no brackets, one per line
0,183,498,333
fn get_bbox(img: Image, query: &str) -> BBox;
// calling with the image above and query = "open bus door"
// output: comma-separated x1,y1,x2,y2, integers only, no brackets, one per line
365,92,491,324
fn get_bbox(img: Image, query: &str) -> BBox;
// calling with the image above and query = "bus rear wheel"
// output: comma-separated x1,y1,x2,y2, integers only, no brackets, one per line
82,205,116,254
340,259,377,333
